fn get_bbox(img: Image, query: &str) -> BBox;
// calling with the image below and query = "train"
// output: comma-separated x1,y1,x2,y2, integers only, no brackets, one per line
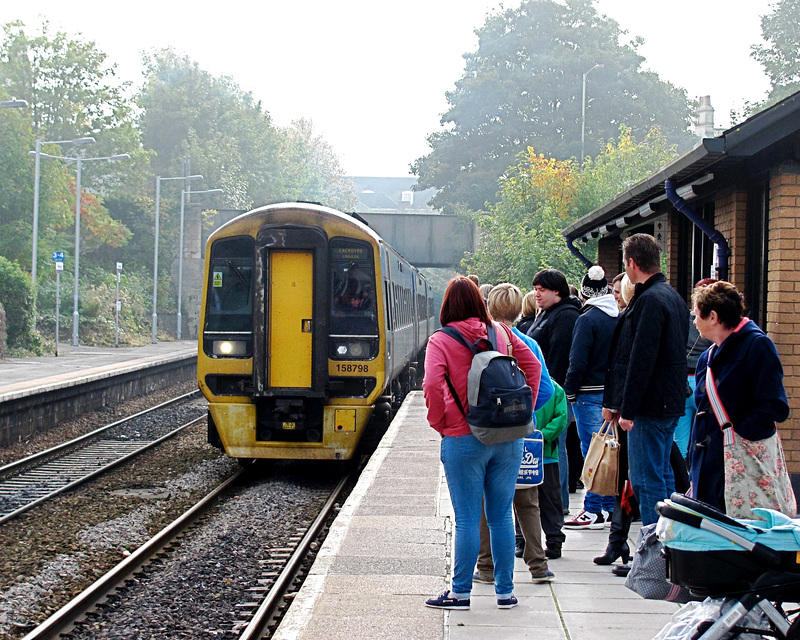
197,202,436,461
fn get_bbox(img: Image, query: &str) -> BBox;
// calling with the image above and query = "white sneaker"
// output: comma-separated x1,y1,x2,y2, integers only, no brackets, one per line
563,509,605,530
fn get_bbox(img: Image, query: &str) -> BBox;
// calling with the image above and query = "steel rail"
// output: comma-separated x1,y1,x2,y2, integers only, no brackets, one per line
0,414,205,525
238,472,351,640
21,470,245,640
0,389,201,478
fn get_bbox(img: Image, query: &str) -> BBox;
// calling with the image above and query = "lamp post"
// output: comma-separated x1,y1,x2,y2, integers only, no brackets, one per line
30,137,95,295
581,63,603,167
36,150,130,345
0,99,27,109
152,174,203,343
177,188,222,340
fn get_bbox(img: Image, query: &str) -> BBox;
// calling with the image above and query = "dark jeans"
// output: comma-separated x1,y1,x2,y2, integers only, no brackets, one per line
628,415,679,525
539,462,565,549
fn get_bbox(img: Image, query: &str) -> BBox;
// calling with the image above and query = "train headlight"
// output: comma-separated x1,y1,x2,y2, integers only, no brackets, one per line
334,342,368,357
213,340,247,356
348,342,367,357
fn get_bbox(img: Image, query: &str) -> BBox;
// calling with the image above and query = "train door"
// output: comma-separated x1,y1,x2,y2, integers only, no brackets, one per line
253,225,328,399
268,251,313,388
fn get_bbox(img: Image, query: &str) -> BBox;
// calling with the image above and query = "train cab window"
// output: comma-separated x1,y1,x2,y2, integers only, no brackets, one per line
204,236,254,357
329,239,378,360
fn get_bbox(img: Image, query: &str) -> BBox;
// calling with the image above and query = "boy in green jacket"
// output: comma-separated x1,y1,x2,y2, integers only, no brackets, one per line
535,380,568,560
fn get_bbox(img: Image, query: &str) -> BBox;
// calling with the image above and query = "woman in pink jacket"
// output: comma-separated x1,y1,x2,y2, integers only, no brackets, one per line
423,276,541,611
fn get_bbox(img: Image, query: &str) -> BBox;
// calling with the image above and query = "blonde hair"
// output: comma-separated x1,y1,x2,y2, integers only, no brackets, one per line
621,274,636,304
487,282,523,324
479,283,494,299
522,291,538,317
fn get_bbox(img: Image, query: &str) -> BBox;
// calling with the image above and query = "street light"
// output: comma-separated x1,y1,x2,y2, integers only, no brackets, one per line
0,99,28,109
152,174,204,343
177,187,223,340
30,137,95,294
35,150,130,345
581,63,603,167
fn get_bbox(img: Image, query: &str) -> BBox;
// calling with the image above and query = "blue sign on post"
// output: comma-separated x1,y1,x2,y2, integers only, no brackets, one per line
52,251,65,262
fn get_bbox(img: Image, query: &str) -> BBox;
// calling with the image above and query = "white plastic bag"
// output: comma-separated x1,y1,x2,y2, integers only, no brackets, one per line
651,598,771,640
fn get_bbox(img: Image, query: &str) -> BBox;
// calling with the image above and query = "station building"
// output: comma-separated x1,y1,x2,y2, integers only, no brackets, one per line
562,90,800,485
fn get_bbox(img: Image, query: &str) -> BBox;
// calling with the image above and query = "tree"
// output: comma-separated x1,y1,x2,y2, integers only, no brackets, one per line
277,119,358,211
138,50,356,212
576,125,678,213
412,0,694,213
463,125,679,287
0,21,143,279
751,0,800,105
138,49,287,210
0,255,38,350
0,20,130,141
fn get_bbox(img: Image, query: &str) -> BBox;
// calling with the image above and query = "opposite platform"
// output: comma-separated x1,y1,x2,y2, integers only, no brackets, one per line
273,391,680,640
0,340,197,399
0,340,198,447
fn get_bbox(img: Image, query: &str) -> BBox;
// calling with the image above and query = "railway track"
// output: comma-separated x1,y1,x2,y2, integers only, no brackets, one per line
0,391,204,525
19,467,353,640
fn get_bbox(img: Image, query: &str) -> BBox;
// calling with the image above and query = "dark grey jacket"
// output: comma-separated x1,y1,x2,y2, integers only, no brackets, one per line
603,273,689,419
526,296,581,385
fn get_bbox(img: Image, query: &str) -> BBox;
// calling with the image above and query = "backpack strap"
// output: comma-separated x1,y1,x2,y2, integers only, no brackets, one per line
436,326,476,354
435,326,472,418
495,322,513,355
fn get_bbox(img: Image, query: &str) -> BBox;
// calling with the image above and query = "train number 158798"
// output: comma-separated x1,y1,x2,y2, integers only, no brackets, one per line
335,363,369,373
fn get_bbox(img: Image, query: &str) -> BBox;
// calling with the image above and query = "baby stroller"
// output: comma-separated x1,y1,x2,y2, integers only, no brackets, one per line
654,493,800,640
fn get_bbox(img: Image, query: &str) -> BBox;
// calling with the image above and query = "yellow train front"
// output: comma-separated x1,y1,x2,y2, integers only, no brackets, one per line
198,202,434,461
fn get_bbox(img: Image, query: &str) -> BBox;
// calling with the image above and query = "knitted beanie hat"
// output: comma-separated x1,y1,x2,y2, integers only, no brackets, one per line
580,265,608,299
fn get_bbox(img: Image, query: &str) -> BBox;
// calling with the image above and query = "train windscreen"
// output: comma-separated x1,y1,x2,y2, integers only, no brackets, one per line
205,236,254,333
329,239,378,359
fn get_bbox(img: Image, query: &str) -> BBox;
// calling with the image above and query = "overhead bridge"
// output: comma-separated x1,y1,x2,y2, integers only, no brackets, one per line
358,212,478,269
206,209,478,270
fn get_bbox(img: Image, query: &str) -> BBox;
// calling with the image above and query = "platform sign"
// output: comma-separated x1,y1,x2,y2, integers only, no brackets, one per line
52,251,65,262
653,216,668,253
55,262,64,271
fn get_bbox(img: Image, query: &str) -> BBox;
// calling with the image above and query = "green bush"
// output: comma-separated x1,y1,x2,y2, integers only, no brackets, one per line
0,256,41,352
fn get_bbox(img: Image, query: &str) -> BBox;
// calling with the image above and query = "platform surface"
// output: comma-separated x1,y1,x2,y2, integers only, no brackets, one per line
273,392,681,640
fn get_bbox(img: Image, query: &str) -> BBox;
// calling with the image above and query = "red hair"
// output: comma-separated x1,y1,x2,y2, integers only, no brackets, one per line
440,276,491,326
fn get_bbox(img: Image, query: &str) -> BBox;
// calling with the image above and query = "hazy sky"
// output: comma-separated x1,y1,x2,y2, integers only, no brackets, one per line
0,0,773,177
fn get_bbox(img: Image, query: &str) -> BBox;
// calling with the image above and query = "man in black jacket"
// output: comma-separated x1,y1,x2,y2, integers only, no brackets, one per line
602,234,689,526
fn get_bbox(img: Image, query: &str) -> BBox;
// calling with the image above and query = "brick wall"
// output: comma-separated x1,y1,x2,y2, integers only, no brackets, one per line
666,211,681,286
766,162,800,473
714,190,748,288
597,237,622,278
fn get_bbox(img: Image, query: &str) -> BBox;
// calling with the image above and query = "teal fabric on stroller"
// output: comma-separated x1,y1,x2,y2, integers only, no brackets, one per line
652,494,800,640
657,494,800,595
659,502,800,553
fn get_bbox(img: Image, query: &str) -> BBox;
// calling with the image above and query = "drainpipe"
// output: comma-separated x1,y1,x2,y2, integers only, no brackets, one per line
566,237,594,269
664,179,730,281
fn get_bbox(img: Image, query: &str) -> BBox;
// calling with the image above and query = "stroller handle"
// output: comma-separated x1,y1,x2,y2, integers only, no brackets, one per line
657,501,783,569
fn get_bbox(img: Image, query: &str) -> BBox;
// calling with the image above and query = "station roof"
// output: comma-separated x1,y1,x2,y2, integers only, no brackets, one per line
563,91,800,242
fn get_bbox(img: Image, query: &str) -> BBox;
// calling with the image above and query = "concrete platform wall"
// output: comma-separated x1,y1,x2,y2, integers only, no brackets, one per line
0,357,196,447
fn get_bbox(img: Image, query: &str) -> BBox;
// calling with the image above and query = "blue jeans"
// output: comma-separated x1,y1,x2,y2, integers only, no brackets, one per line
627,415,678,525
572,394,616,514
673,375,696,458
558,404,572,511
441,434,523,597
